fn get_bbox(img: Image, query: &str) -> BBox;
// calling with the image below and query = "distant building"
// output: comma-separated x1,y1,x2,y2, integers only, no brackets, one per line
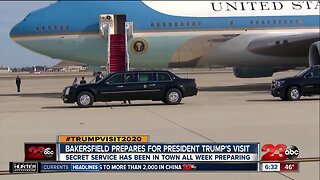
21,67,34,72
34,66,45,72
53,60,87,72
0,66,12,73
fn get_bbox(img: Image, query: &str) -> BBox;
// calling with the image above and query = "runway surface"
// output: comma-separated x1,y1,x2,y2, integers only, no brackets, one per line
0,69,319,180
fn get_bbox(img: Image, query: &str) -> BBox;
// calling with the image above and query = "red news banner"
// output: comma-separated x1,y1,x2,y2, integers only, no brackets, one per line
261,144,300,172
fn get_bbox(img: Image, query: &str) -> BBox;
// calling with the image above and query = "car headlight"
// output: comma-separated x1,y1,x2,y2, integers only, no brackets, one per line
275,80,285,87
65,87,70,95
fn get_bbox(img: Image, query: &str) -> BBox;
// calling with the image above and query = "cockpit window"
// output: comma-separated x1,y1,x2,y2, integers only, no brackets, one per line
23,13,32,21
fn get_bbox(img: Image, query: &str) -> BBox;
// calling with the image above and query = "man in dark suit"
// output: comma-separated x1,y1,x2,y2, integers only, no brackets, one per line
80,76,86,84
95,72,104,82
16,75,21,92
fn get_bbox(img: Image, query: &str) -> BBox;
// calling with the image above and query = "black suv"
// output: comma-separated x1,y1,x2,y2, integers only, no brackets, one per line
271,65,320,100
62,71,198,107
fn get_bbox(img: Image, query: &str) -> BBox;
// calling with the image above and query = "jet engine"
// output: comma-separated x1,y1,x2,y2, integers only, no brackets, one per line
309,41,320,66
233,67,274,78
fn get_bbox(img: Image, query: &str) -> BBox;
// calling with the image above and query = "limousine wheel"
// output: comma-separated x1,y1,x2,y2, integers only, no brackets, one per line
76,91,94,108
165,88,182,105
287,86,301,101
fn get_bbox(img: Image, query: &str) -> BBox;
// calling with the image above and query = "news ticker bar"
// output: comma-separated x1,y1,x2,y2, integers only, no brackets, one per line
57,135,148,143
10,162,259,173
10,162,299,173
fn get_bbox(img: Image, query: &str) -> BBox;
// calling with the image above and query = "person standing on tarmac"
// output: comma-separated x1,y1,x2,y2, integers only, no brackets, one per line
122,100,131,104
80,77,86,84
16,75,21,92
95,72,104,82
72,77,78,86
122,74,131,104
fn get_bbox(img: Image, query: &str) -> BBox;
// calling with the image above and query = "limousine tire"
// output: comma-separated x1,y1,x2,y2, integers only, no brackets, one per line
76,91,94,108
165,88,182,105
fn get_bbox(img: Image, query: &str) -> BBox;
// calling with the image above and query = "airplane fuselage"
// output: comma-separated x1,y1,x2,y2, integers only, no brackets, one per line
10,1,320,71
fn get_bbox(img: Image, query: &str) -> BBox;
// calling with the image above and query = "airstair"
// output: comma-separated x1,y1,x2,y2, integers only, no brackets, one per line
99,14,133,73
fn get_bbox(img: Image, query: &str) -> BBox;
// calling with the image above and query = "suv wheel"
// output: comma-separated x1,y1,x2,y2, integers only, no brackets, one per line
287,86,301,101
165,88,182,105
76,91,94,108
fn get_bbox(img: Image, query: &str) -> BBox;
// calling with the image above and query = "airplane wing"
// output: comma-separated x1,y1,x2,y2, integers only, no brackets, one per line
247,32,320,57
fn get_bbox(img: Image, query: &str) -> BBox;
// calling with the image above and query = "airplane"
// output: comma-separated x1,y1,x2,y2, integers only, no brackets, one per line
9,1,320,78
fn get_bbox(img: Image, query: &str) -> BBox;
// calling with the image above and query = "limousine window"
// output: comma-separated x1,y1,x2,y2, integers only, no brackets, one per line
139,73,155,82
124,73,138,83
108,74,124,84
157,73,171,81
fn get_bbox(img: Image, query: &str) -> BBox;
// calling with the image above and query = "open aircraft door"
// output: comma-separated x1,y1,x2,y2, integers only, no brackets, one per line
99,14,131,73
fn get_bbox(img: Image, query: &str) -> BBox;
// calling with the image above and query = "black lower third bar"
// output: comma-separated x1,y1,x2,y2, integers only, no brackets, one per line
39,162,258,172
192,163,258,171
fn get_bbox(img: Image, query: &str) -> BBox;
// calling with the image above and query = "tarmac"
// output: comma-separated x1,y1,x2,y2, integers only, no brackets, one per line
0,69,319,180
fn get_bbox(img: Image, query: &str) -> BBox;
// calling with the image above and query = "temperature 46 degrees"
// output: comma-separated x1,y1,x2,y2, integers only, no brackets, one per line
280,163,299,171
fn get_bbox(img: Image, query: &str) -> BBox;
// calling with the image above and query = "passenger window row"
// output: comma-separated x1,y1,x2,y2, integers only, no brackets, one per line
35,25,69,32
151,21,201,28
107,72,172,84
150,19,303,28
250,19,304,25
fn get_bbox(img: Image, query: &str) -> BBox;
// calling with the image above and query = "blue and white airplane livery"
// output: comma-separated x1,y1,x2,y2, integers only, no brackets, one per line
10,1,320,78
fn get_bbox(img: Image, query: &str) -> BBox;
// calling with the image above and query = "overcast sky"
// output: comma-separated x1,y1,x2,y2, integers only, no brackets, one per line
0,1,58,68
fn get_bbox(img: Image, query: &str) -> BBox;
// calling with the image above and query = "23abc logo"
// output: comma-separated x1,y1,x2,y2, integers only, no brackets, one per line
44,148,54,158
261,144,299,161
27,147,54,159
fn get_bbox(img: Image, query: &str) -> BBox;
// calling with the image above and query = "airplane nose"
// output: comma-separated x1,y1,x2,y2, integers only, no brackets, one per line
9,23,20,39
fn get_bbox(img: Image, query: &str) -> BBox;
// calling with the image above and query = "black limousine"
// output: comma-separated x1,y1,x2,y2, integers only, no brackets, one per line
62,71,198,107
271,65,320,100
